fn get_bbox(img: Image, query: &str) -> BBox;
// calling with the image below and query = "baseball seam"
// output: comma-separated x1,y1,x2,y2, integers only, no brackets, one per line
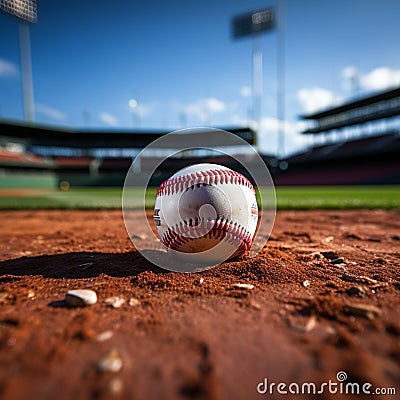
156,169,255,196
161,217,253,256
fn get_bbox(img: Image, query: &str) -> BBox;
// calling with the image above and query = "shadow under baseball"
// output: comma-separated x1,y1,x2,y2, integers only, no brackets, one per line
0,250,167,279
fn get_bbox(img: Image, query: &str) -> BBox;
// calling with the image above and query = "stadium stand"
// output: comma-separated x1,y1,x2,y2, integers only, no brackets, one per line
0,120,257,188
99,157,132,172
276,87,400,185
277,132,400,185
2,85,400,188
0,148,53,169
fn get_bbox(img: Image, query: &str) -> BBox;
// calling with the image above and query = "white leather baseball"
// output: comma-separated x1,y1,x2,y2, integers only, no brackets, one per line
154,163,258,263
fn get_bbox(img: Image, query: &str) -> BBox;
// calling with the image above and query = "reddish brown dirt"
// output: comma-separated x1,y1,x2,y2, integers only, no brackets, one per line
0,189,48,197
0,210,399,400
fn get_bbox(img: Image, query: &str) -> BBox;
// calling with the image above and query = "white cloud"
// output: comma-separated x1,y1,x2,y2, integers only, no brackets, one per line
35,103,66,121
297,87,343,114
258,116,309,153
100,112,119,126
0,58,18,78
341,66,359,80
341,65,400,93
359,66,400,91
240,86,252,97
232,114,309,155
181,97,227,122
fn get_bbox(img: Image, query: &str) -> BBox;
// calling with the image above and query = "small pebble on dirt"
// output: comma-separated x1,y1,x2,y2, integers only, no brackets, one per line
128,298,140,306
97,348,123,373
65,289,97,307
233,283,254,290
290,315,317,333
303,280,311,288
96,331,114,342
105,296,125,308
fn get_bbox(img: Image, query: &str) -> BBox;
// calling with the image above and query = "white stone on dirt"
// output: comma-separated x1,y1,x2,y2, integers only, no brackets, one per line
96,331,114,342
290,315,317,333
65,289,97,307
97,348,123,373
128,298,140,307
233,283,254,290
105,296,125,308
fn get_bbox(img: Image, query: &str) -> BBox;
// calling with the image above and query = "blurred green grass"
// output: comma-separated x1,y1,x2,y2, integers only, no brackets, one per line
274,186,400,209
0,186,399,210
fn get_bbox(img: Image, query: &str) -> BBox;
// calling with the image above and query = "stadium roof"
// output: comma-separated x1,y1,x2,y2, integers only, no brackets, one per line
300,87,400,134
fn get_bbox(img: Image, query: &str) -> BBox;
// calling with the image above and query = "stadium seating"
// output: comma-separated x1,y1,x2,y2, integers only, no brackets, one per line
0,148,51,167
278,132,400,185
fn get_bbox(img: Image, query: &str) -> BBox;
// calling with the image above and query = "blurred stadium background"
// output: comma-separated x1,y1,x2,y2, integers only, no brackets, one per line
1,86,399,187
0,1,399,208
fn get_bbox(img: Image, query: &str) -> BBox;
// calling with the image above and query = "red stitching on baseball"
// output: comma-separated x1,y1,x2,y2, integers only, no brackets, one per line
161,218,253,257
156,169,255,196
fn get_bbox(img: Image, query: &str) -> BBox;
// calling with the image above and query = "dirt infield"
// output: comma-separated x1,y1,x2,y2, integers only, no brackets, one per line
0,189,48,197
0,210,399,400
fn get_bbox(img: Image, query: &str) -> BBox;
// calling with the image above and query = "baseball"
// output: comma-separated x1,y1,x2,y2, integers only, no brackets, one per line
154,163,258,263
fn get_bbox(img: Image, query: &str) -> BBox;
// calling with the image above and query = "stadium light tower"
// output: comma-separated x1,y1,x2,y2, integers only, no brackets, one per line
276,0,286,157
232,7,275,150
0,0,37,122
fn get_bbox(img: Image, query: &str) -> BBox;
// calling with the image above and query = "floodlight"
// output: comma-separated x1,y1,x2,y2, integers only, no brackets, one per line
0,0,37,23
129,99,138,109
232,8,274,39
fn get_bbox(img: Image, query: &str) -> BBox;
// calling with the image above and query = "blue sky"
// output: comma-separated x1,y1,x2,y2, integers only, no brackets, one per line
1,0,400,155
